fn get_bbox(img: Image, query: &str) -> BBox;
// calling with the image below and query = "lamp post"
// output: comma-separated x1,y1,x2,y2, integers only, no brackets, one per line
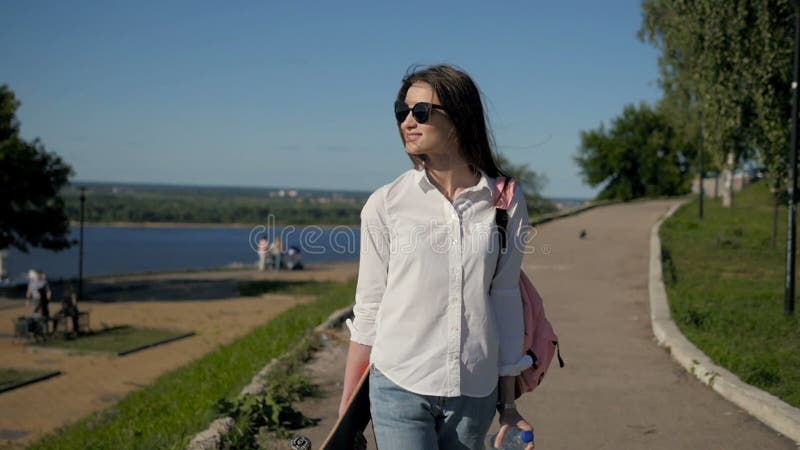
699,129,704,220
657,149,664,196
785,0,800,315
78,187,86,300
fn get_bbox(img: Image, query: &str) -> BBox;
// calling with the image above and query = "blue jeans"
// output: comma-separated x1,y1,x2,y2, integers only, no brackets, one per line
369,366,497,450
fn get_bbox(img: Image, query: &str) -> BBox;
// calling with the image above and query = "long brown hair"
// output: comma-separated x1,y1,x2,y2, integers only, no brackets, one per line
396,64,509,179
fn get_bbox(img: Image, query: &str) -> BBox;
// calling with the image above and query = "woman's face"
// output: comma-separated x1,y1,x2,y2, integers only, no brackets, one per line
399,82,457,158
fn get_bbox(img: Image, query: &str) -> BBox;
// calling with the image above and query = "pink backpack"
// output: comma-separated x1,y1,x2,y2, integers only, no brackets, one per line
495,177,564,398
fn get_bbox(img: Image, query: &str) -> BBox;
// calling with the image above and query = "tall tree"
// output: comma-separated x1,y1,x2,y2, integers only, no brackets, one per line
0,85,74,253
748,0,793,246
640,0,761,208
641,0,793,230
574,102,693,201
639,0,703,153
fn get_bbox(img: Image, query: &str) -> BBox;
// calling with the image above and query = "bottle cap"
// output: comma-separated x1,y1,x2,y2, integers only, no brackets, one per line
521,430,534,443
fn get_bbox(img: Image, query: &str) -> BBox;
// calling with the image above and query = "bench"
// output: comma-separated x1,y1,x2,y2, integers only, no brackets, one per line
12,311,90,341
12,316,50,341
53,311,91,335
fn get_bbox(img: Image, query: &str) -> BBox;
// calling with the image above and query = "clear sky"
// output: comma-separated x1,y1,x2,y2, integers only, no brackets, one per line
1,1,662,199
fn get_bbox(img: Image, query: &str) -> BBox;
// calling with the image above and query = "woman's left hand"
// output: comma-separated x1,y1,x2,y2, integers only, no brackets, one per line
493,407,535,450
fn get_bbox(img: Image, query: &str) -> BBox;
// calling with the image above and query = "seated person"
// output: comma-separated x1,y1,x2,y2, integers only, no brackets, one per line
54,284,80,334
285,246,304,270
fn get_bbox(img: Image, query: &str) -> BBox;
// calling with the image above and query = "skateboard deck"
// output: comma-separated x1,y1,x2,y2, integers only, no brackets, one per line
319,366,371,450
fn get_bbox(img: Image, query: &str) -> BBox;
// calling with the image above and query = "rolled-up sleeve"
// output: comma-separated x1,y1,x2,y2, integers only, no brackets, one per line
345,187,390,346
490,182,534,376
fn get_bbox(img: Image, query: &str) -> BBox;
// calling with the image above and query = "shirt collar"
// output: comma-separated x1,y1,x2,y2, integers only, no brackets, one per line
414,167,493,196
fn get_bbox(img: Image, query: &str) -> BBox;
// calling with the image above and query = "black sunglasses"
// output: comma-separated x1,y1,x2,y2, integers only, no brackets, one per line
394,101,446,124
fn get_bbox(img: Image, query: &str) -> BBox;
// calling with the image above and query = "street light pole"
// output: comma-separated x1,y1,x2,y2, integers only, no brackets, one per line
699,130,704,220
785,1,800,315
78,187,85,301
657,149,664,196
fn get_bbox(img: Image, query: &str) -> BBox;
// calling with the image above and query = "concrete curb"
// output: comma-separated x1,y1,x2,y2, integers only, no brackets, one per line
649,200,800,444
240,306,353,397
187,305,354,450
0,370,62,394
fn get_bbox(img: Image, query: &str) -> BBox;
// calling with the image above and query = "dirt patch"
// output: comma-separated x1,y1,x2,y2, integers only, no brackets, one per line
258,325,378,450
0,261,357,448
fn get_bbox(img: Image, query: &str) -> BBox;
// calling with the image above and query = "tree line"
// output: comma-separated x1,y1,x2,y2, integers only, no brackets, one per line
61,187,365,226
575,0,793,227
60,175,554,227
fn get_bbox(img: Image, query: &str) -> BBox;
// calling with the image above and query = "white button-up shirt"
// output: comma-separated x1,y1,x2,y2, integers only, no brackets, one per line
346,167,533,398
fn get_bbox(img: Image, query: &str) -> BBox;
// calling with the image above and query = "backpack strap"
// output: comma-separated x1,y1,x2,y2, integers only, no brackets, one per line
494,177,511,253
491,177,512,291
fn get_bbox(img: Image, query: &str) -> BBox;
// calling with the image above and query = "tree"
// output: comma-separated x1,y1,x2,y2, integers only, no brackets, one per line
640,0,793,232
639,0,703,155
495,153,557,215
748,0,793,246
0,85,74,253
647,1,754,207
574,102,694,201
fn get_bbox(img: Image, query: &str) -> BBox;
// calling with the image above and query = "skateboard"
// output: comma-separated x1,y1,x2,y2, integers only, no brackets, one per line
319,366,371,450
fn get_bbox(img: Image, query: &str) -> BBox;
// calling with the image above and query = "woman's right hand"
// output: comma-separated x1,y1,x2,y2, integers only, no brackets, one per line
495,408,535,450
337,396,350,418
339,341,372,417
338,383,357,417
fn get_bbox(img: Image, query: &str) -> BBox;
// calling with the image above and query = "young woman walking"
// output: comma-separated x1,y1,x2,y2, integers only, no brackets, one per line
340,64,535,450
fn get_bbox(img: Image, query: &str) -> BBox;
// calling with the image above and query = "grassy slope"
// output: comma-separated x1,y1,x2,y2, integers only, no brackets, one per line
660,181,799,408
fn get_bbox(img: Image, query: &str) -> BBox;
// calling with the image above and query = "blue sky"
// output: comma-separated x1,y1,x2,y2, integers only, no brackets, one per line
1,1,661,199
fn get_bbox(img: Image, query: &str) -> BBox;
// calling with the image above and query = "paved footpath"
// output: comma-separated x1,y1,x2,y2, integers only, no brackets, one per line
296,200,796,449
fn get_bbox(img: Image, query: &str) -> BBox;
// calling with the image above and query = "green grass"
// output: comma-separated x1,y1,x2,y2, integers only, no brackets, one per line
222,334,323,449
29,279,356,450
660,181,800,408
33,326,194,355
0,368,59,393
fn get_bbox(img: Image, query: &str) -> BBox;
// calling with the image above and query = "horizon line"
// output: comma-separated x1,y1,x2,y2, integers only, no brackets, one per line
68,178,596,201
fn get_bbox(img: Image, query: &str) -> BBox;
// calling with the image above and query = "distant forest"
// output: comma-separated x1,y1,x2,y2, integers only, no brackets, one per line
62,181,564,226
62,182,368,226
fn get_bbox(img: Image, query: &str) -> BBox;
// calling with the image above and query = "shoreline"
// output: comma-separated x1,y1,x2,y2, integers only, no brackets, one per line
0,261,359,293
68,220,359,229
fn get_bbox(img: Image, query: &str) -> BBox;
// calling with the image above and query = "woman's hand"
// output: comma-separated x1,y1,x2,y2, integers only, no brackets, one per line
493,407,535,450
337,396,350,418
338,341,372,418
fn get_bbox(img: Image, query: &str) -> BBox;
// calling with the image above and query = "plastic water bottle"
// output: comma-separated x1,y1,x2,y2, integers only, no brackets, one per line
487,427,534,449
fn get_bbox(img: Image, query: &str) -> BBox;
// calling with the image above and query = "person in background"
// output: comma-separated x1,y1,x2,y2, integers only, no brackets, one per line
270,236,283,272
25,270,52,334
53,283,80,335
257,236,270,272
285,245,304,270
